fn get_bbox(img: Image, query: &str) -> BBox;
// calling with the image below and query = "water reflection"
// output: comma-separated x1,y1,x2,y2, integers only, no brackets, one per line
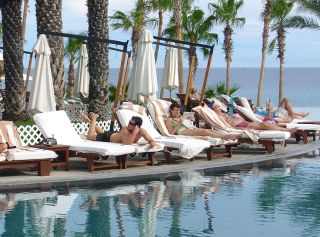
0,158,319,236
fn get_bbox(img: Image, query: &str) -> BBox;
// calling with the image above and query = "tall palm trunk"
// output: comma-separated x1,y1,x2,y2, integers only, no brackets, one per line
131,27,140,60
154,9,163,62
224,23,233,96
36,0,65,110
67,63,75,98
277,26,286,103
22,0,29,39
257,0,272,107
87,0,109,117
1,0,26,120
173,0,184,93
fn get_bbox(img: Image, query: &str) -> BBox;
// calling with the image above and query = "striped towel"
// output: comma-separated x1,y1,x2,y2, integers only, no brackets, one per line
147,100,172,137
0,121,25,148
121,102,145,115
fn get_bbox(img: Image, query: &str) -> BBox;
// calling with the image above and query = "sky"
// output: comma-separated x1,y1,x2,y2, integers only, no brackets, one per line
23,0,320,68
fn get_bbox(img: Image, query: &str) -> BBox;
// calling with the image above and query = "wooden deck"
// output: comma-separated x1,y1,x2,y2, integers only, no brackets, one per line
0,139,319,190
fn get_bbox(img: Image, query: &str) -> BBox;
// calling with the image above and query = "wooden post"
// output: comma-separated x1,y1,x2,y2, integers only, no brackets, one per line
24,52,33,96
111,41,128,131
184,55,195,107
199,47,214,105
22,0,29,40
121,51,131,102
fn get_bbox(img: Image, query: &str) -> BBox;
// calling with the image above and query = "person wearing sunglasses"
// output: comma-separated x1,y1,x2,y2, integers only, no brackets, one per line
81,112,158,148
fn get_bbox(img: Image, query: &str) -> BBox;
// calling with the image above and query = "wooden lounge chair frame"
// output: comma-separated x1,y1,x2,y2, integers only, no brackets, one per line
0,159,51,176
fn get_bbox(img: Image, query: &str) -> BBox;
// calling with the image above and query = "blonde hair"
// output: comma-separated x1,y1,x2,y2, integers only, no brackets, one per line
190,88,197,94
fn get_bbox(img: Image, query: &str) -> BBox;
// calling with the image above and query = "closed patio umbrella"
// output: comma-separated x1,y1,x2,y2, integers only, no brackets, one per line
161,42,179,99
28,34,56,112
127,30,158,104
77,44,90,98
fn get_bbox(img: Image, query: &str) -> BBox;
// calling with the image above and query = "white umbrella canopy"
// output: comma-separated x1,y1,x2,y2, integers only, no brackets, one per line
127,30,158,104
28,34,56,112
161,42,179,98
77,44,90,98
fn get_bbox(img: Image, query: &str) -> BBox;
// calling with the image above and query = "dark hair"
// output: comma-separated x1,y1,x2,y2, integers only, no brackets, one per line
131,116,143,127
208,100,215,109
169,103,181,111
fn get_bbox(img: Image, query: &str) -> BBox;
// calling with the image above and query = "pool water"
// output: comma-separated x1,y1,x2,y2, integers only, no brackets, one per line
0,156,319,237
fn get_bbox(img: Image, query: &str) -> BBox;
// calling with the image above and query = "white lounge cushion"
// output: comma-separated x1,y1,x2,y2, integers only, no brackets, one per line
6,147,57,161
34,111,163,156
117,107,211,159
33,110,82,145
0,153,6,162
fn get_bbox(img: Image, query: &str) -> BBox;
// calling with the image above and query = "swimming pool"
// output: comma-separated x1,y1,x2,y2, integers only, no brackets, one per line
0,156,319,237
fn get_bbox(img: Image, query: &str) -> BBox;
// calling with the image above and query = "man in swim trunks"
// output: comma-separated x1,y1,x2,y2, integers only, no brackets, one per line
209,102,298,134
82,112,159,148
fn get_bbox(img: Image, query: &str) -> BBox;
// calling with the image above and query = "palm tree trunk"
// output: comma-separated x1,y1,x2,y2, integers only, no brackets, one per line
154,9,163,62
87,0,109,118
1,0,26,121
173,0,184,93
224,24,233,96
36,0,65,110
277,26,286,103
131,28,140,60
257,0,272,106
67,62,75,98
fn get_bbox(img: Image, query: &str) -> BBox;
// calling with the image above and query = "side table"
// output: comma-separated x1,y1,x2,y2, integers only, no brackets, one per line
32,144,70,171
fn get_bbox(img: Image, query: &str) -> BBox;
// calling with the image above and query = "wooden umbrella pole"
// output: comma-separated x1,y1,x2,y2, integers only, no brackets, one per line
24,52,33,96
199,48,213,105
184,55,195,107
111,49,127,131
121,51,131,102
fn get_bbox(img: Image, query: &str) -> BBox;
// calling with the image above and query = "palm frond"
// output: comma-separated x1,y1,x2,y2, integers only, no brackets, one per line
284,15,320,29
267,37,277,54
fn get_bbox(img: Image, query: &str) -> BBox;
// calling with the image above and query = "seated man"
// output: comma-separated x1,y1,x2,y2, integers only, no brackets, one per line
209,102,298,134
248,98,309,123
81,112,159,148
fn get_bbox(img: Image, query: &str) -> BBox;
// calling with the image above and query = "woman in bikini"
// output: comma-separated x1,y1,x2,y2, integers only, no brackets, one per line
209,102,298,134
165,103,242,140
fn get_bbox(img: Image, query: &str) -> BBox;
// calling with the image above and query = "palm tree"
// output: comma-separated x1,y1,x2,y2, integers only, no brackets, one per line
209,0,245,96
64,37,83,98
164,8,217,76
268,0,315,103
1,0,26,121
35,0,65,110
290,0,320,29
87,0,109,117
110,0,155,59
257,0,272,107
205,81,239,98
173,0,183,93
150,0,172,62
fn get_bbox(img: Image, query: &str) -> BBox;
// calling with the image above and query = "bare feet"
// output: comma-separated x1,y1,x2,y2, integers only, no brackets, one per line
89,112,99,122
301,112,310,118
80,112,91,123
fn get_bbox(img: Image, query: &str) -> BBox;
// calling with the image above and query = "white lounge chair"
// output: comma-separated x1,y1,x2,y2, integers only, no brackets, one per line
0,121,57,176
192,105,291,154
146,100,237,159
33,111,163,171
116,104,214,161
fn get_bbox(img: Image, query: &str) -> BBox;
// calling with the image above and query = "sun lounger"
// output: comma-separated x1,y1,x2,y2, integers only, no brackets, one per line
234,97,320,144
0,121,57,176
192,106,291,154
33,111,163,171
144,100,236,159
116,103,214,162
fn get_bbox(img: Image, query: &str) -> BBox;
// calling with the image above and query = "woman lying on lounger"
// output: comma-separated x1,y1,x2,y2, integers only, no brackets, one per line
247,98,309,123
81,112,159,148
166,103,242,140
209,102,298,134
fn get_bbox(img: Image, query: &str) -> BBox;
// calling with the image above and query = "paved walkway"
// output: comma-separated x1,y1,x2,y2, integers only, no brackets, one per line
0,140,319,190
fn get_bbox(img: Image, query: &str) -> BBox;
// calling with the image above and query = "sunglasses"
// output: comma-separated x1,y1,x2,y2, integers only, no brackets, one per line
128,121,136,126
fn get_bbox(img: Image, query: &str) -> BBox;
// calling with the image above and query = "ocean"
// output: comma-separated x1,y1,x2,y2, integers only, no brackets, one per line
15,67,319,118
107,67,320,108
